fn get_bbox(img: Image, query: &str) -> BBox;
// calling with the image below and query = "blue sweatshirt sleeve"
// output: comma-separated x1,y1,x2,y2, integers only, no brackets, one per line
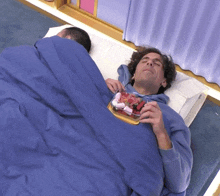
159,109,193,193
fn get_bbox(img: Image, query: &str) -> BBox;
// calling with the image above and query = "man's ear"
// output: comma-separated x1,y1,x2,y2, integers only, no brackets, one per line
132,74,135,80
56,29,65,37
161,79,167,88
65,35,72,40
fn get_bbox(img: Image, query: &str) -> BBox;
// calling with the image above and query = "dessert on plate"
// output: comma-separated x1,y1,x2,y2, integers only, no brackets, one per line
108,92,146,125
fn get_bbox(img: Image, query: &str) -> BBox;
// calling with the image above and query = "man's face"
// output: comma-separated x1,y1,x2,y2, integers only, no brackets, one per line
133,52,167,89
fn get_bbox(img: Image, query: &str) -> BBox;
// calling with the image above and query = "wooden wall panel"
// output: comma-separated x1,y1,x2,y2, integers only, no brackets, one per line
54,0,67,8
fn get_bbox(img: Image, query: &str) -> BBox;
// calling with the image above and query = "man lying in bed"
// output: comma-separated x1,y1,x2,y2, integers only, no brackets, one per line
106,47,193,195
0,27,192,196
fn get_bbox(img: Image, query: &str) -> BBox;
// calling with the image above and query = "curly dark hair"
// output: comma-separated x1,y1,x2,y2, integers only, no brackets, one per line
127,47,176,94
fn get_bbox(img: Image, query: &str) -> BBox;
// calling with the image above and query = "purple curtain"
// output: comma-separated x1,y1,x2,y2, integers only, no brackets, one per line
123,0,220,86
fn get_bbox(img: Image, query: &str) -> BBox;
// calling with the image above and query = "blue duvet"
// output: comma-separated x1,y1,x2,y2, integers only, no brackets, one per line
0,36,184,195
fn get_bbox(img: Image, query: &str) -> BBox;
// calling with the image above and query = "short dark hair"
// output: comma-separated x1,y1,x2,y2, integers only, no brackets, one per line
62,27,91,53
127,47,176,94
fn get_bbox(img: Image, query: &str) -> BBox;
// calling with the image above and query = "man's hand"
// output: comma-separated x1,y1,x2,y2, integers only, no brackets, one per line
105,78,125,93
140,101,172,150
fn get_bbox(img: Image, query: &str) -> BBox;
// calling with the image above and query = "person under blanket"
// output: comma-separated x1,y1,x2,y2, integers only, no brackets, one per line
106,47,193,195
56,26,91,53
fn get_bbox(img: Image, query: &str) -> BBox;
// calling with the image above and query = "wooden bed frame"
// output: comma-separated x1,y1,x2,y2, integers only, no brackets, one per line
18,0,220,107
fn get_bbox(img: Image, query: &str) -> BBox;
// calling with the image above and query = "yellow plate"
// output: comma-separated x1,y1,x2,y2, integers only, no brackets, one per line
107,103,140,125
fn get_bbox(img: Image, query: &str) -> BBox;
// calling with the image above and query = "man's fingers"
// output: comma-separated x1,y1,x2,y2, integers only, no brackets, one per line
107,84,115,93
140,101,160,114
105,79,125,93
146,101,161,110
113,81,125,92
139,101,163,125
140,111,159,121
140,104,156,114
119,83,126,92
111,82,119,92
139,117,153,124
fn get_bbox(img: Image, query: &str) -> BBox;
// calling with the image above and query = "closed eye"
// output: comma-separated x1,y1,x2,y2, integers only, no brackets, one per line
153,59,162,66
141,60,148,63
154,62,161,66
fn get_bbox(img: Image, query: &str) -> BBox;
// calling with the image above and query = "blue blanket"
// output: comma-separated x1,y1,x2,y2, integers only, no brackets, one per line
0,36,165,196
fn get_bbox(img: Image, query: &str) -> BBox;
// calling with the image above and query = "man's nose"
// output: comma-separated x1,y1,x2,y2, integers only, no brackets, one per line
147,61,153,66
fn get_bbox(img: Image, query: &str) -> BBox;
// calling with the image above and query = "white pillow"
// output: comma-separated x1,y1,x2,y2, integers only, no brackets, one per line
165,72,208,126
44,25,208,126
